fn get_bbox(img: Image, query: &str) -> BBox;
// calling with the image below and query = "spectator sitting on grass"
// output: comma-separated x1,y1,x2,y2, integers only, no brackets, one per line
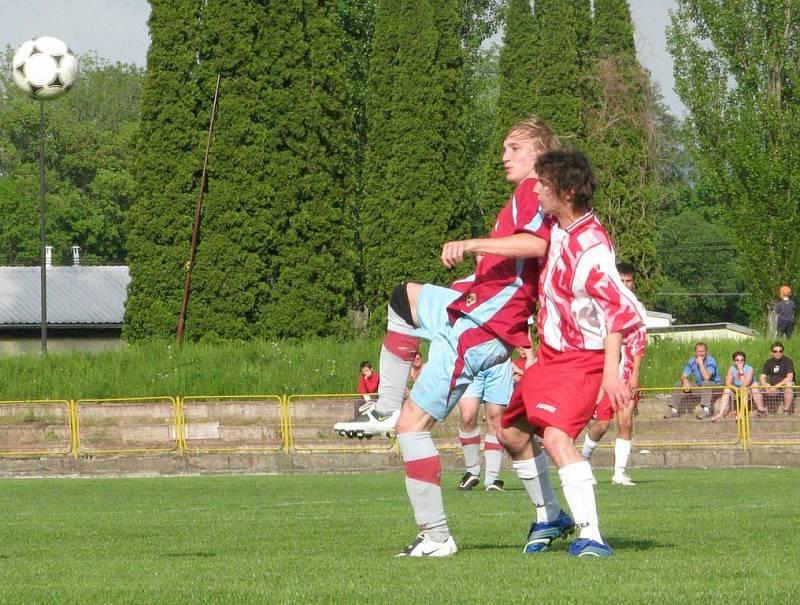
709,351,765,421
757,343,795,414
667,342,722,419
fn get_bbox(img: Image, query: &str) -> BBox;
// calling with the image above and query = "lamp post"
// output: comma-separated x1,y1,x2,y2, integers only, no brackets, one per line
38,101,47,353
10,36,79,354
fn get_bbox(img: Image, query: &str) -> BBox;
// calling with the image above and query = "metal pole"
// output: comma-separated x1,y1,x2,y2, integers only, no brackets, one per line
176,75,222,345
38,101,47,354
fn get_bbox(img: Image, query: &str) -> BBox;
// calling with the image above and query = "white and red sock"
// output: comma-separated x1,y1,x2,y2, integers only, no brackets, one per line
483,434,503,485
398,431,449,542
375,307,419,415
458,428,481,477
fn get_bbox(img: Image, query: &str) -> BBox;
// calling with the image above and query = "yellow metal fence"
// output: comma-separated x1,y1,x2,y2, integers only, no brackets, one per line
0,387,797,458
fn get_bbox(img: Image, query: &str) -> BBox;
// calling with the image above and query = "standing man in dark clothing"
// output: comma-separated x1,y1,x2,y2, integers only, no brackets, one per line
776,285,795,338
757,342,795,414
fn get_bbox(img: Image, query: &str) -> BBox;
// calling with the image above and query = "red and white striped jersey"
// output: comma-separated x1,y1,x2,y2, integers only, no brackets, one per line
447,177,551,349
538,212,644,352
621,294,647,380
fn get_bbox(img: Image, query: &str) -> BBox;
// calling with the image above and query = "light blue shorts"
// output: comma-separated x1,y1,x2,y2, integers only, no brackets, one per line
410,284,511,421
462,360,513,406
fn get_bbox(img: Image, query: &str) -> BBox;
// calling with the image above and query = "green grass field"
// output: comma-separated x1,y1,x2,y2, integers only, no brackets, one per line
0,469,796,604
1,335,798,401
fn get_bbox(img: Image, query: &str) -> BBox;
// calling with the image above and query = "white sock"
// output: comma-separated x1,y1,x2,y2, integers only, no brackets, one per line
582,436,599,460
559,460,602,543
513,454,561,523
614,438,631,477
459,428,481,477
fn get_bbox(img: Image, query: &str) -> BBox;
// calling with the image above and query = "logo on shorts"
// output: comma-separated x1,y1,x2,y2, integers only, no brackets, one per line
535,403,556,414
466,293,477,306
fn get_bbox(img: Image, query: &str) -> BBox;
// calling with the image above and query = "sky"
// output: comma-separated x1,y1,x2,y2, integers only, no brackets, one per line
0,0,684,116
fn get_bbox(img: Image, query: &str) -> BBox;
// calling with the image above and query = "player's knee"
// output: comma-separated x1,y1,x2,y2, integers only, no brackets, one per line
484,405,504,432
540,430,570,458
460,413,478,431
389,283,415,327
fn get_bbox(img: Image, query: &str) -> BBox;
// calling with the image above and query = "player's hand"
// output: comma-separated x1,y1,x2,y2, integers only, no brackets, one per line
696,355,706,367
597,372,629,412
441,240,473,268
628,377,640,399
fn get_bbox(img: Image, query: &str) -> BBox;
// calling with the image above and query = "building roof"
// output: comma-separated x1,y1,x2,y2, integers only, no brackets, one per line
0,266,130,326
648,322,757,341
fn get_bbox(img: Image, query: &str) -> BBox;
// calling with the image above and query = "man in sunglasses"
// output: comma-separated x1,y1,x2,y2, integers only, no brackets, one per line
757,343,796,414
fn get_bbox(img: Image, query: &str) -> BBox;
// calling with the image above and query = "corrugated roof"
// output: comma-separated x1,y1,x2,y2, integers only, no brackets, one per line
0,266,130,325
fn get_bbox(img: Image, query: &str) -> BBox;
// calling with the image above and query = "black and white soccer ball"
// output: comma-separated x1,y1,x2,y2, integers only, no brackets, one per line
12,36,79,100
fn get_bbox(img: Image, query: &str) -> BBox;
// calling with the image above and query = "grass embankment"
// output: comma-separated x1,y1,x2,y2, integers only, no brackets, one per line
0,336,796,400
0,469,796,604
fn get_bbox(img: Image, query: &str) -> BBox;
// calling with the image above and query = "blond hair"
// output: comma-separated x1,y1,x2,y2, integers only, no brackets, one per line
506,116,561,153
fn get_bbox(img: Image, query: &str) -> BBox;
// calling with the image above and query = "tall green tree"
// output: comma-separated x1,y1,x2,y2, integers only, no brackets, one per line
252,0,359,339
668,0,800,323
591,0,636,56
530,0,583,136
123,0,205,339
581,0,661,299
480,0,537,222
360,0,468,321
0,50,141,266
180,0,272,340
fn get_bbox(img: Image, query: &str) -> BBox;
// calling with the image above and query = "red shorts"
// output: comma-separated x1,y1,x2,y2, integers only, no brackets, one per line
501,343,603,439
594,392,640,421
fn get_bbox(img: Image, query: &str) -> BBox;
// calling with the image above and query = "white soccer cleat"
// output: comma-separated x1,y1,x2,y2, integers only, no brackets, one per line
612,473,636,486
396,534,458,557
333,409,400,438
357,400,375,415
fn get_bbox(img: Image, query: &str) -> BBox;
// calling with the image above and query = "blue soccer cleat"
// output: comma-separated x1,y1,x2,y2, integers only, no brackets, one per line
569,538,613,558
523,510,575,554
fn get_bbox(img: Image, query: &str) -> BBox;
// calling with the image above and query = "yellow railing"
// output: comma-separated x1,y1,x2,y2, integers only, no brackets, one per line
0,387,796,459
285,393,397,453
74,397,180,456
619,386,743,449
0,399,72,457
179,395,285,454
743,385,800,446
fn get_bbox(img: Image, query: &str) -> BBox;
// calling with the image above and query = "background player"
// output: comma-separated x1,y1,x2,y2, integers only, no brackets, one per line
581,262,646,486
499,148,645,558
456,359,512,491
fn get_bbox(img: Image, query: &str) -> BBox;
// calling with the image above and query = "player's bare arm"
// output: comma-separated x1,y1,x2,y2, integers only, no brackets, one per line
441,232,546,268
597,332,628,411
628,354,643,400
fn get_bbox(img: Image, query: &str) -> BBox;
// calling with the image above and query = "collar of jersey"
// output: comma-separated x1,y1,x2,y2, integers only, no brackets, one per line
562,211,595,234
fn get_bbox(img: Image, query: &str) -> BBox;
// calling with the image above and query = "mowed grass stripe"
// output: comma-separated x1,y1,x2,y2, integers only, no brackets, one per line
0,469,796,604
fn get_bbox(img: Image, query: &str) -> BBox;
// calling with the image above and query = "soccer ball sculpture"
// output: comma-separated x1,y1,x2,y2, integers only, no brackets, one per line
12,36,78,100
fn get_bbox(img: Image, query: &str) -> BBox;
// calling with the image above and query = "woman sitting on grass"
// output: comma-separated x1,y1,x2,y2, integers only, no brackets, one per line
709,351,765,421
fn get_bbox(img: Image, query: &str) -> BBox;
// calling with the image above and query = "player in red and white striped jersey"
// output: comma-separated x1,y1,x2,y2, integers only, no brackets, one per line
500,148,645,558
582,263,647,486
